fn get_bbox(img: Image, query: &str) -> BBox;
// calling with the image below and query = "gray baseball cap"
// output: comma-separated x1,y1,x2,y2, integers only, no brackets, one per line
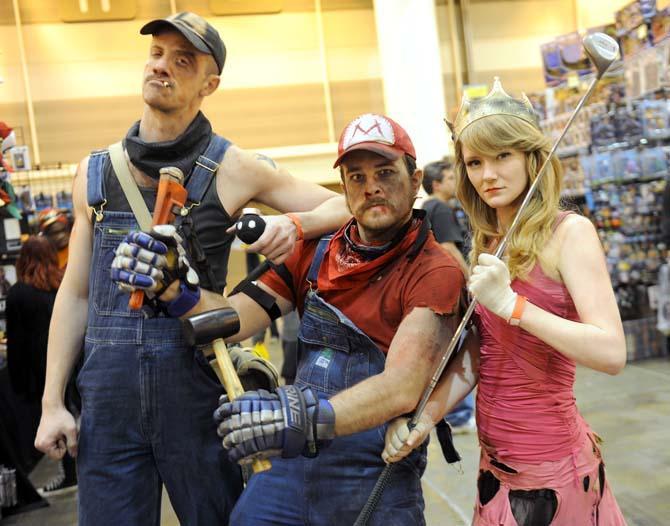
140,12,226,74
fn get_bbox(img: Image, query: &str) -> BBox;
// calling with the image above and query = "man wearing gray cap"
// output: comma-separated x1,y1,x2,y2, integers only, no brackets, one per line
35,11,349,526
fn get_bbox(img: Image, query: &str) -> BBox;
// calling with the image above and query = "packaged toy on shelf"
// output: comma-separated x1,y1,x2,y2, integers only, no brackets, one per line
612,148,642,181
639,100,670,139
639,146,668,177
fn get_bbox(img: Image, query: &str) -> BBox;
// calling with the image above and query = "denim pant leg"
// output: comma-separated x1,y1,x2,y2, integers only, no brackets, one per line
231,457,306,526
306,435,426,526
77,342,162,526
151,340,243,525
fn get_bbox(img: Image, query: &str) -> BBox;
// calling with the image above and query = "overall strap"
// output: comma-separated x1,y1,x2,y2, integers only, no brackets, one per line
87,149,109,222
108,142,152,230
185,134,231,206
307,236,333,284
87,149,108,208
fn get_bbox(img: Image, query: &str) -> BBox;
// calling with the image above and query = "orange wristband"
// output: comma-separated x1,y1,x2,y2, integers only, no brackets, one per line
508,295,527,326
285,213,304,241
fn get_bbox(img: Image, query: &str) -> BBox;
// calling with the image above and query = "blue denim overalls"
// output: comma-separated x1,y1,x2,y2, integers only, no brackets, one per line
231,237,428,526
77,137,242,526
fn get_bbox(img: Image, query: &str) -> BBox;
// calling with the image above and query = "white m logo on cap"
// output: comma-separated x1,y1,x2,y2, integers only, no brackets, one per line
342,114,395,149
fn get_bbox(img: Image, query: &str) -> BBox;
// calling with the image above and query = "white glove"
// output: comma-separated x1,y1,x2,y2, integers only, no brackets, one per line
468,253,517,321
381,414,433,464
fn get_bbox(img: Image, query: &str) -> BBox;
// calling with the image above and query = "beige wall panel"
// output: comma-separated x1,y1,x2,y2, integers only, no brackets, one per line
202,83,330,149
575,0,637,30
467,0,576,72
6,80,334,165
0,1,217,25
322,8,381,82
209,0,283,15
8,79,380,170
58,0,137,23
468,0,575,40
468,67,545,97
33,94,144,165
1,12,347,103
0,0,375,25
329,78,384,132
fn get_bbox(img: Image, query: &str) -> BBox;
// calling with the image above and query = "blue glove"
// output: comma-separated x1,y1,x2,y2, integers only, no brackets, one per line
111,225,200,315
111,229,170,292
213,385,335,465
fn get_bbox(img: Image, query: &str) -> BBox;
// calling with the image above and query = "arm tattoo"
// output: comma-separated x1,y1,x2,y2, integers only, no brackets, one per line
255,153,277,168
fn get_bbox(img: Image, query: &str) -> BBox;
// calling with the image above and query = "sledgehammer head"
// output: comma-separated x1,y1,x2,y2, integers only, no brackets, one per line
182,308,241,347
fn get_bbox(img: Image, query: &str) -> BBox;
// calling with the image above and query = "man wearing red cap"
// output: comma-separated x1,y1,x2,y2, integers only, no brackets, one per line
35,11,349,526
118,113,466,524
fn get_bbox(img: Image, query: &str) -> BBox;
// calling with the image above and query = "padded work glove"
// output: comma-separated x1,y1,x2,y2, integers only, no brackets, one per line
209,346,280,392
468,253,517,321
111,225,200,316
213,385,335,465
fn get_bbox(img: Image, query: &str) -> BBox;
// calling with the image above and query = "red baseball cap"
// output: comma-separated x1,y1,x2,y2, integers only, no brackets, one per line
333,113,416,168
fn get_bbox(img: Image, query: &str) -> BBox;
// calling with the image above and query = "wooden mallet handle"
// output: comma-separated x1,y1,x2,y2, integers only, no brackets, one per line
212,339,272,473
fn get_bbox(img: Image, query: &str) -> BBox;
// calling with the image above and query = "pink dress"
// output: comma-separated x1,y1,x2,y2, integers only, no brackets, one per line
472,219,627,525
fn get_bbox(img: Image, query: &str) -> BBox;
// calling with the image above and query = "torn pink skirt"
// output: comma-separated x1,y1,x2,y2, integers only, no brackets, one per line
472,434,627,526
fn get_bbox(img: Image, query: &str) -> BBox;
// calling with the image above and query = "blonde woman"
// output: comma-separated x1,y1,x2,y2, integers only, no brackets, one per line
382,79,627,525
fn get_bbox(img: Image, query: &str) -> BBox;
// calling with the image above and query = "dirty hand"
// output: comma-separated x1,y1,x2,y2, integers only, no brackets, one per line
382,413,434,464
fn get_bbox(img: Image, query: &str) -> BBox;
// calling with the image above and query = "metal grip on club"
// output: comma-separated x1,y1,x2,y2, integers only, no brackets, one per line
353,464,396,526
236,208,266,244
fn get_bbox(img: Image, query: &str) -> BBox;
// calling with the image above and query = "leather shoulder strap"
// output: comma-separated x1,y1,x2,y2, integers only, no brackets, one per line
108,141,152,230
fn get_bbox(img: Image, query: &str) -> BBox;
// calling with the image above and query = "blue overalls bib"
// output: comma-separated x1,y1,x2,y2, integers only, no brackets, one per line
78,137,242,526
231,237,428,526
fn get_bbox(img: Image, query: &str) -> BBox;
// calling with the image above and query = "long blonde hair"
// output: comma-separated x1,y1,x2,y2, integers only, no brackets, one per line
455,114,563,280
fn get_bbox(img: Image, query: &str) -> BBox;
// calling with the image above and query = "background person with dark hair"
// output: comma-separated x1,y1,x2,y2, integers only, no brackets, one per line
422,160,469,275
421,159,476,434
6,236,77,496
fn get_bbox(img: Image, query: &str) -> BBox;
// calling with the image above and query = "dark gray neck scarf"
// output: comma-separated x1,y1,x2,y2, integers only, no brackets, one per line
123,111,212,180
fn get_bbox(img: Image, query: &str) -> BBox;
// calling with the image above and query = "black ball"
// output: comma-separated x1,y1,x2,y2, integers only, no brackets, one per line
236,214,266,244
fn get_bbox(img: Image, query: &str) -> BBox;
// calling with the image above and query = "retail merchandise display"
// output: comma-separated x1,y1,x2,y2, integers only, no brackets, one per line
537,0,670,359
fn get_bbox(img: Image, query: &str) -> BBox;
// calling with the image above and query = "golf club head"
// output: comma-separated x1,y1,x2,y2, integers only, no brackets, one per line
583,32,619,77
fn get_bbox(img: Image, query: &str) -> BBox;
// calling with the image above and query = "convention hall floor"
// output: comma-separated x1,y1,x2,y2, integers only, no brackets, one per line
4,347,669,525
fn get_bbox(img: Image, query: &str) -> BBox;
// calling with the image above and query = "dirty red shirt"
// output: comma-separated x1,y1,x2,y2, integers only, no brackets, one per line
260,218,465,354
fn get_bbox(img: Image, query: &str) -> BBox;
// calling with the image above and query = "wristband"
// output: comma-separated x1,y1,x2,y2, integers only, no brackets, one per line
162,281,201,318
315,398,336,442
508,294,527,326
285,213,304,241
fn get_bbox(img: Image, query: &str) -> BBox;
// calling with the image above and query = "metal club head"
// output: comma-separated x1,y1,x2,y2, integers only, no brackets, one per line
583,32,619,77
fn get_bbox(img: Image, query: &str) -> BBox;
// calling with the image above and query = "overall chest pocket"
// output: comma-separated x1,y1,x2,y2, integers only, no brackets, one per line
91,226,141,318
296,309,372,395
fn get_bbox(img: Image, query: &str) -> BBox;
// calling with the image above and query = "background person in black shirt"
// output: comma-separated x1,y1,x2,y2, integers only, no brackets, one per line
421,159,475,434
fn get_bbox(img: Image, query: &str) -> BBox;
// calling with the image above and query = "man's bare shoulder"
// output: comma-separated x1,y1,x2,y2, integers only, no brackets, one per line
219,145,278,181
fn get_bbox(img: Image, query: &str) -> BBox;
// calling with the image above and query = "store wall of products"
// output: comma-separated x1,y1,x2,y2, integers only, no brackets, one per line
534,0,670,360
